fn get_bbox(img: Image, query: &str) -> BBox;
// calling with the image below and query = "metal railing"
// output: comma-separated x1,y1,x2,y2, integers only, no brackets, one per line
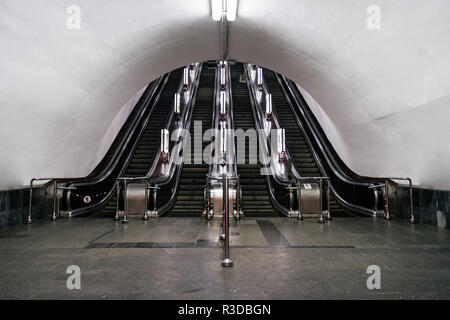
28,178,77,223
210,174,239,267
276,73,381,216
62,75,167,216
369,177,415,223
297,176,331,223
115,176,160,223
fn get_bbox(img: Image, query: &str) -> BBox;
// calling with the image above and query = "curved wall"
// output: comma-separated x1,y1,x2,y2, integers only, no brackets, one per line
1,0,449,190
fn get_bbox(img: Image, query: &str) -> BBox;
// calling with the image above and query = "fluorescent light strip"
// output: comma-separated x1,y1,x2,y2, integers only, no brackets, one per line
226,0,238,21
211,0,222,21
211,0,238,21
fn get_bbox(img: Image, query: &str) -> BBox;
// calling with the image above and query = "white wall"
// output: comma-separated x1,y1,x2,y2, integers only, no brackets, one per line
1,0,449,190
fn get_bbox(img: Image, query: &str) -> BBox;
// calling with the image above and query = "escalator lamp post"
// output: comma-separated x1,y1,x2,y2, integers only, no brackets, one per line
277,128,286,161
161,129,170,161
174,93,181,116
220,64,226,89
183,67,189,88
220,124,227,163
265,93,273,119
211,0,238,22
222,176,233,267
257,67,263,88
220,91,227,117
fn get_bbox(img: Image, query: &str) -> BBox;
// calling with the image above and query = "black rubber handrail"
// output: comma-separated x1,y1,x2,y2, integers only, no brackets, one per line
242,65,289,217
154,63,205,216
275,73,379,216
65,73,171,215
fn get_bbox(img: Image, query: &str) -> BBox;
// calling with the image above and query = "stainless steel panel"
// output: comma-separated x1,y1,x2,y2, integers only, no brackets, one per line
210,182,236,216
299,182,321,214
125,183,147,215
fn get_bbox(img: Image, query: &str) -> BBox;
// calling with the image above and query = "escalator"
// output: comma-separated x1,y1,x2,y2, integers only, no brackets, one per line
263,69,346,215
168,67,215,216
231,63,277,217
97,68,184,216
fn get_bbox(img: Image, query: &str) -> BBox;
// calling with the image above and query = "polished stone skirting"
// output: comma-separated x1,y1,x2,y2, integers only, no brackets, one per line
0,187,47,228
396,186,449,228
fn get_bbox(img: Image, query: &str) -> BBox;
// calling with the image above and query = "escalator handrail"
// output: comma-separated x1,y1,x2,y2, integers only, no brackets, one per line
208,61,238,180
145,63,203,186
77,64,202,217
207,62,220,180
243,64,301,186
278,74,382,187
240,64,289,217
274,73,377,216
66,73,173,215
154,64,206,216
69,75,167,188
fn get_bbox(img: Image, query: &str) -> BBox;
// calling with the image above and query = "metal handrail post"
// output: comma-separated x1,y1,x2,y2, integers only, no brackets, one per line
297,181,303,220
408,178,415,224
114,180,121,221
144,180,149,220
27,178,36,224
235,175,242,219
373,187,379,217
122,179,128,223
28,177,57,224
203,176,210,217
146,184,160,218
153,184,158,213
384,177,415,224
318,179,325,223
368,183,385,218
289,188,294,216
384,179,390,220
326,180,331,220
286,186,298,218
55,186,76,218
51,180,58,221
222,176,233,267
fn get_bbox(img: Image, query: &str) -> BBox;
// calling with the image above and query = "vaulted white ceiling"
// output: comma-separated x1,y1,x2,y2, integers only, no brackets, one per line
1,0,449,190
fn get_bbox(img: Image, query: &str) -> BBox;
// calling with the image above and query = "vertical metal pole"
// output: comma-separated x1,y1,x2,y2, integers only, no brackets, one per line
408,178,415,224
220,179,226,239
239,186,243,217
297,181,303,220
326,180,332,220
27,179,34,224
56,187,61,218
122,180,128,223
220,12,229,60
373,186,379,217
318,179,325,223
153,185,158,212
144,181,149,220
289,188,294,217
114,180,120,220
222,176,233,267
51,180,57,221
385,180,391,220
236,178,240,220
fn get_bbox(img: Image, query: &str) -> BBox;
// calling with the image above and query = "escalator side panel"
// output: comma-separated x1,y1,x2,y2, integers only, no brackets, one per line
168,68,216,217
97,68,184,216
232,63,277,217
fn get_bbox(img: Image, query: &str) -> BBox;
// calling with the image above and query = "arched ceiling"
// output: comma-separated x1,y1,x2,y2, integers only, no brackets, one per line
1,0,449,190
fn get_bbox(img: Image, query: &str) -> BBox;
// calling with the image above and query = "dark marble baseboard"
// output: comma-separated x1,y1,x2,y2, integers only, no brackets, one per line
0,187,47,228
1,185,449,229
395,186,449,229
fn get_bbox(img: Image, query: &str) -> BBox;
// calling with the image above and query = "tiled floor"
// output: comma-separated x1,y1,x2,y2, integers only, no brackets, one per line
0,216,449,299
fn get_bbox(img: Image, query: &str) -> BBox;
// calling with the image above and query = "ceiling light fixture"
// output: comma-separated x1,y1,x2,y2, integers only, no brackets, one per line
211,0,238,21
